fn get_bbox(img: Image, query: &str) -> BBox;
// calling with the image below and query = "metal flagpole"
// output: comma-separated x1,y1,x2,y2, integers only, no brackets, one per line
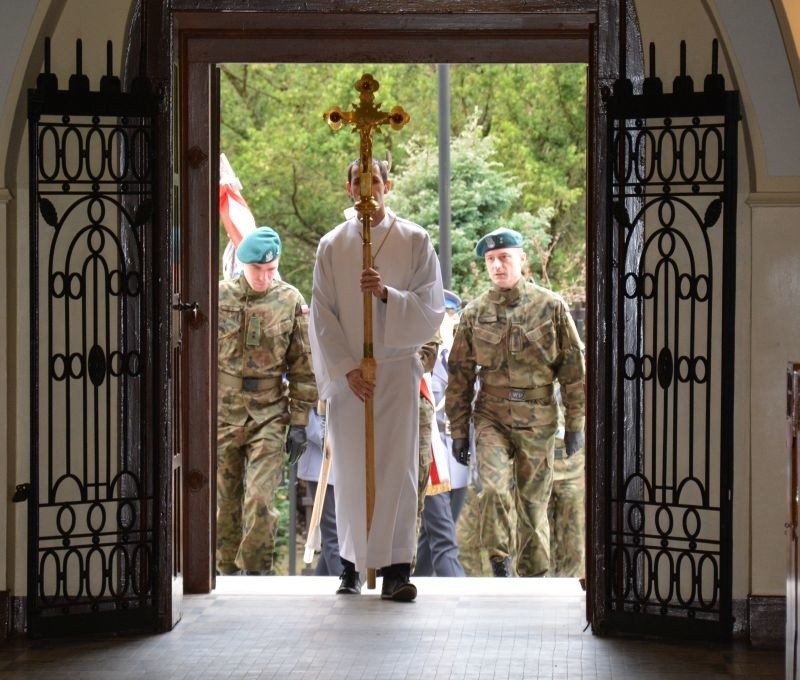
323,74,409,589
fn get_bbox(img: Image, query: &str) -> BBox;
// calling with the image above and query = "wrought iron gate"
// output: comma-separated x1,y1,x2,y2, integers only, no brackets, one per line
602,41,739,640
25,39,160,635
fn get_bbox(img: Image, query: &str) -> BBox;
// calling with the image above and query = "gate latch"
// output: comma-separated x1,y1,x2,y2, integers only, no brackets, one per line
12,483,30,502
172,294,199,321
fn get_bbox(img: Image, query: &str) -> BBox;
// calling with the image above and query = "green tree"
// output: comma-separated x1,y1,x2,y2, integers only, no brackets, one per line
391,115,553,301
219,64,435,300
218,63,586,303
449,64,587,301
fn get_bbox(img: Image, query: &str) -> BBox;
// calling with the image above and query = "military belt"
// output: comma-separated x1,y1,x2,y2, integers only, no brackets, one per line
480,383,554,402
218,372,278,392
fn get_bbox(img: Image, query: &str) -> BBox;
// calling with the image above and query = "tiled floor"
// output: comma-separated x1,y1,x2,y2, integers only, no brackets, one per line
0,577,784,679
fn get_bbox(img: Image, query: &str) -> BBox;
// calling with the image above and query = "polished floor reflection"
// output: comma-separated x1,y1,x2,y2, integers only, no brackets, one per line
0,577,783,679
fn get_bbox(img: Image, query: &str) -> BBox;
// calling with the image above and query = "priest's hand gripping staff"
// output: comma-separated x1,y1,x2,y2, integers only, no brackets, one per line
323,74,409,590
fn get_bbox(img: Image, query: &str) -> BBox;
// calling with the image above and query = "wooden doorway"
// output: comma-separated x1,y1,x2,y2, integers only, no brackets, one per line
145,0,641,628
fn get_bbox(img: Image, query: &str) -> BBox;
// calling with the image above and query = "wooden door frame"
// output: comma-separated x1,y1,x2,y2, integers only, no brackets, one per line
144,1,644,628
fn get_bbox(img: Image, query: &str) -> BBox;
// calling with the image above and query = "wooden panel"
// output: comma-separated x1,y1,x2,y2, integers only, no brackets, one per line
160,1,623,617
0,591,8,641
187,36,589,64
176,12,593,63
787,364,800,676
180,60,217,594
173,11,595,30
171,1,599,14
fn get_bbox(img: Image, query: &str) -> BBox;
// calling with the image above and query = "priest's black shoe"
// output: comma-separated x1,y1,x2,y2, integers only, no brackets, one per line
380,565,417,602
336,567,361,595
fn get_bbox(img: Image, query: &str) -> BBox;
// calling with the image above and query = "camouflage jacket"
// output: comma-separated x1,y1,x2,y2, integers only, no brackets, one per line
445,278,585,438
218,276,317,427
554,388,584,479
419,329,443,375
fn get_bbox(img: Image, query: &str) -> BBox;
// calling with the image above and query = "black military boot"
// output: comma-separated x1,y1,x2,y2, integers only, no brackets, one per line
215,568,242,576
216,563,242,576
380,563,417,602
491,556,512,577
336,559,361,595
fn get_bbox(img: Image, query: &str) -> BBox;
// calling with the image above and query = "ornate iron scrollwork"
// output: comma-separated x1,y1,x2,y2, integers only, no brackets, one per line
27,37,159,635
604,40,739,641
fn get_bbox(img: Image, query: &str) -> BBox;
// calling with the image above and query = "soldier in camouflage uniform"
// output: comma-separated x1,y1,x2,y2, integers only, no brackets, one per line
548,435,585,578
455,483,492,576
217,226,317,575
516,388,585,578
445,227,585,577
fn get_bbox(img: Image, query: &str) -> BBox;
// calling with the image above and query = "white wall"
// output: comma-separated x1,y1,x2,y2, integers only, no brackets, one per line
0,0,42,601
0,0,42,599
748,198,800,594
711,0,800,596
717,0,800,181
0,3,38,112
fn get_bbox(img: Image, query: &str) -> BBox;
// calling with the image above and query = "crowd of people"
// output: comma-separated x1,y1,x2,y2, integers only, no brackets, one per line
215,157,586,601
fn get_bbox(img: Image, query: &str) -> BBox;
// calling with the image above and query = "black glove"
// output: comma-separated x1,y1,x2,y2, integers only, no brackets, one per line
452,437,470,466
285,425,308,465
564,430,584,457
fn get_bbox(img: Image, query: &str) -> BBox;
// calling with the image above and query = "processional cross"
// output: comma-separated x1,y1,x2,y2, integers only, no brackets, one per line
323,74,409,590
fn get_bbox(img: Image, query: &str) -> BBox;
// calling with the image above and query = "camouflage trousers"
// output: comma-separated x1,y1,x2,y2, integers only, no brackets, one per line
216,416,285,573
474,414,555,577
546,450,585,578
412,397,433,571
456,485,491,576
417,397,434,514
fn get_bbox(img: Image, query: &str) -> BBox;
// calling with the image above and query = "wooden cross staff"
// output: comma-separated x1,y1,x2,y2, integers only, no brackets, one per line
323,73,409,590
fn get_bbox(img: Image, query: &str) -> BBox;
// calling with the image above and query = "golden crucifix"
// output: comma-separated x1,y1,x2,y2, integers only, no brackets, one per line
323,73,409,590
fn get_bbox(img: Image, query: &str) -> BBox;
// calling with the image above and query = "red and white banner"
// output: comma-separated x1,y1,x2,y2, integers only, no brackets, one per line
219,153,256,279
421,373,451,496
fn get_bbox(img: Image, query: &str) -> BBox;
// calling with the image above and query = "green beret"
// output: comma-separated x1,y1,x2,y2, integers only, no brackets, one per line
237,226,281,264
475,227,524,257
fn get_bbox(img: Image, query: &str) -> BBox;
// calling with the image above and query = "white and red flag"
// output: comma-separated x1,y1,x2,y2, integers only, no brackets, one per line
421,373,452,496
219,153,257,280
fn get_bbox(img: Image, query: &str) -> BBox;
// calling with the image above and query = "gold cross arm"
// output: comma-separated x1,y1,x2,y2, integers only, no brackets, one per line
323,74,409,202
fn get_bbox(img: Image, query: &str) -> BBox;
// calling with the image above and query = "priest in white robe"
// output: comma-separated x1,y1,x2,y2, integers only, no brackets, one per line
309,158,444,602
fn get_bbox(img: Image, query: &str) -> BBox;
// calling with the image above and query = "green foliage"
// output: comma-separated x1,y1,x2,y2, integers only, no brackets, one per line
390,116,552,300
220,64,434,300
448,63,587,302
219,63,586,304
